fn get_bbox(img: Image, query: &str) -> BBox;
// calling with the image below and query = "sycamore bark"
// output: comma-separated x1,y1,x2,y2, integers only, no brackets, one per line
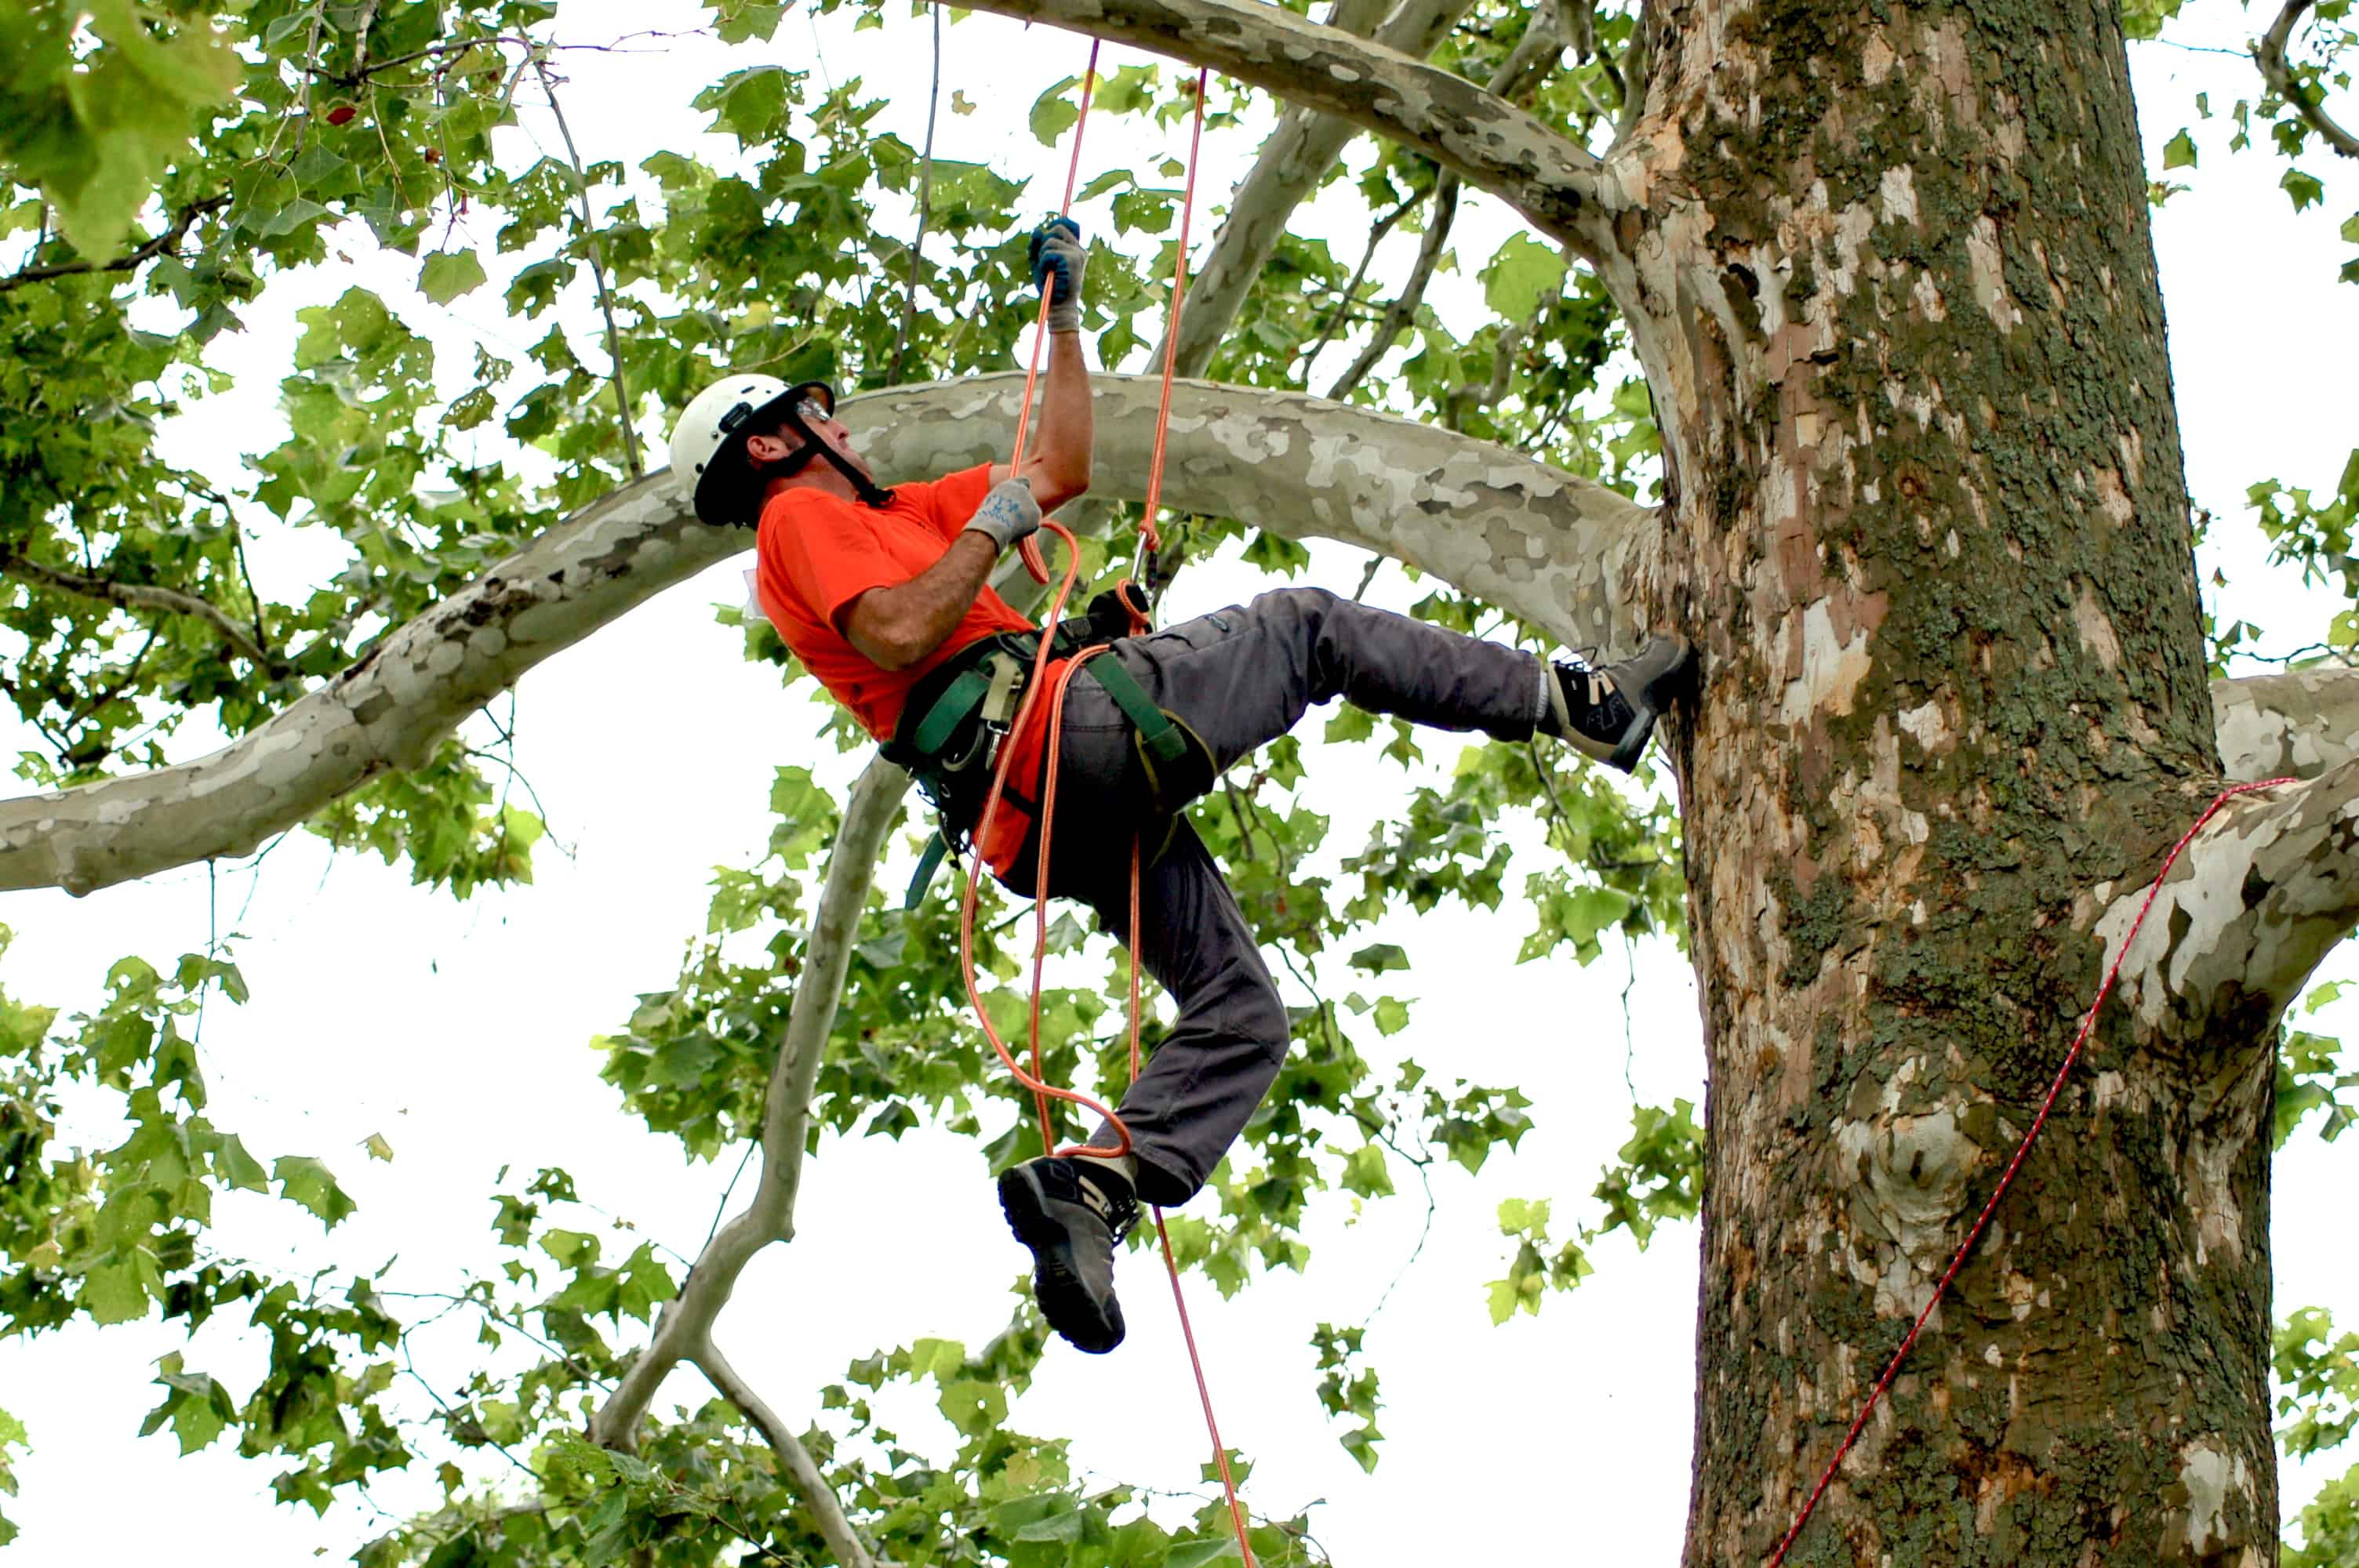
1635,4,2274,1562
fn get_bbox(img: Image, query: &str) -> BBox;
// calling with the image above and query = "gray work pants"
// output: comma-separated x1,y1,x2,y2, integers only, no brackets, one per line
1013,586,1549,1207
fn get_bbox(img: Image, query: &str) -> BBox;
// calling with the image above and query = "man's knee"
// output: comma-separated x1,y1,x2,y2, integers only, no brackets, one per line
1213,961,1290,1065
1245,583,1343,635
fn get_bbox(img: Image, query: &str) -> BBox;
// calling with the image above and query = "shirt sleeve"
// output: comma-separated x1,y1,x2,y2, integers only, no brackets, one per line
770,493,907,632
914,463,999,544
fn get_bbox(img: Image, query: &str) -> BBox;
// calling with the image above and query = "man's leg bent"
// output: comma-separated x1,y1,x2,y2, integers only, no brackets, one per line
1074,819,1288,1207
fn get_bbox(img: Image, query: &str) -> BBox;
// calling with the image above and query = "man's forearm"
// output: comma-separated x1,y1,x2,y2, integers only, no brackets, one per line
844,532,1001,671
1027,329,1093,504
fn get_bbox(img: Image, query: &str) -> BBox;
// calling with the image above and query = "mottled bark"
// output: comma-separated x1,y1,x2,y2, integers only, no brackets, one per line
2214,666,2359,785
1628,3,2279,1563
1,376,1652,897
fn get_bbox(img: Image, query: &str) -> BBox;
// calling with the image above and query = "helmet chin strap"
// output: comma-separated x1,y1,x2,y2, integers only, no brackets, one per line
774,397,895,509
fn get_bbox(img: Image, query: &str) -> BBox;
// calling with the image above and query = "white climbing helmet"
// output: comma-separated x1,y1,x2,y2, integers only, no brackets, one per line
669,372,799,525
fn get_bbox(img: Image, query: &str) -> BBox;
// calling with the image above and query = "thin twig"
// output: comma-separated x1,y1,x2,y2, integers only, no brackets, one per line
0,194,231,293
890,5,944,385
531,49,644,478
1326,175,1459,400
1299,180,1432,371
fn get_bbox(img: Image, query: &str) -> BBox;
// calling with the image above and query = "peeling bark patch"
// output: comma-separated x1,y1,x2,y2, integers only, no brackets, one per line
2173,1441,2251,1559
2074,583,2121,671
1779,599,1874,725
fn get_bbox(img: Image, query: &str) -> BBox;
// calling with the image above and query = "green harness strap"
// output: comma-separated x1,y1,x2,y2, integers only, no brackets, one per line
898,640,1191,909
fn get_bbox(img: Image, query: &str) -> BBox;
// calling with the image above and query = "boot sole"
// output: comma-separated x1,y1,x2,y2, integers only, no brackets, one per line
1608,637,1696,772
997,1165,1126,1354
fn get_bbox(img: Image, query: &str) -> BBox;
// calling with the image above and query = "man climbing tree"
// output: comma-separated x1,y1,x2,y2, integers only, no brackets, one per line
667,216,1691,1352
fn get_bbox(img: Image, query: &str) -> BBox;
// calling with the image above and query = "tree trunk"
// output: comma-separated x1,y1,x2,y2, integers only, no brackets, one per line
1637,4,2277,1562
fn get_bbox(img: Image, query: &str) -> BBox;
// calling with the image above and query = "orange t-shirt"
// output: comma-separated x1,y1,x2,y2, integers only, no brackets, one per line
754,464,1063,875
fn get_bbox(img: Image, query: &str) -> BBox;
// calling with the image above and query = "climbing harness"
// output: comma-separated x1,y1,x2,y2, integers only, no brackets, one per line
1764,775,2299,1567
941,50,1256,1565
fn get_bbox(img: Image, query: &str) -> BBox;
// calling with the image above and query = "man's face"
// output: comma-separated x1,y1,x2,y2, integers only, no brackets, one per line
743,391,874,483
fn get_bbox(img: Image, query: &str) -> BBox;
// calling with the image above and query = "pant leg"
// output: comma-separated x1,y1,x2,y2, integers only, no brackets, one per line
1017,588,1542,1206
1110,585,1549,780
1064,819,1289,1207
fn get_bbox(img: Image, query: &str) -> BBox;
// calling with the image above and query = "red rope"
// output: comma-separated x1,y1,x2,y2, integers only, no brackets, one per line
954,53,1256,1566
1764,775,2299,1566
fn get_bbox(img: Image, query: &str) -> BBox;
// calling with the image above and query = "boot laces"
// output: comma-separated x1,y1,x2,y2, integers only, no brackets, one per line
1074,1166,1140,1242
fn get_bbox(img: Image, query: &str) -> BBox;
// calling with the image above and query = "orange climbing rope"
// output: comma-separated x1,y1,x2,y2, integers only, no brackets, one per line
957,58,1255,1565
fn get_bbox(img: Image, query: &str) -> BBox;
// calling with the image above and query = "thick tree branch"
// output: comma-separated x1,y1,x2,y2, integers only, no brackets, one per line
0,193,232,293
0,549,286,675
2,376,1655,897
2094,762,2359,1034
1161,0,1470,372
2213,666,2359,784
2256,0,2359,161
693,1340,884,1568
947,0,1621,259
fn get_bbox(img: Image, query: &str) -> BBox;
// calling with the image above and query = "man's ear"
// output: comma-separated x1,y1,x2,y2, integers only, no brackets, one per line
743,431,792,465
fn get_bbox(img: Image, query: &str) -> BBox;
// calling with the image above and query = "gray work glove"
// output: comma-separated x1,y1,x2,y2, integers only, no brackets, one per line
962,477,1042,552
1028,216,1086,333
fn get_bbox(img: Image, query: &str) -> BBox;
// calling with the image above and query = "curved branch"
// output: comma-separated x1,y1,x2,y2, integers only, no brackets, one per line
693,1340,885,1568
588,759,905,1455
0,375,1656,897
1,550,285,675
2212,666,2359,784
945,0,1619,258
2256,0,2359,161
2094,761,2359,1035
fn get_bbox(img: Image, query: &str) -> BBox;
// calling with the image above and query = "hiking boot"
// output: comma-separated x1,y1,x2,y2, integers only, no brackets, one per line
998,1154,1138,1354
1544,635,1694,772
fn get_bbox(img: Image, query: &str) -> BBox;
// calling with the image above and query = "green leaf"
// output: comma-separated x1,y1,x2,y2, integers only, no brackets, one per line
1030,76,1083,146
418,249,489,305
82,1245,162,1323
138,1355,235,1455
362,1132,395,1162
1480,233,1569,321
273,1156,356,1229
2341,212,2359,245
1166,1537,1244,1568
2162,129,2198,169
2285,168,2327,212
213,1132,269,1192
1347,942,1408,974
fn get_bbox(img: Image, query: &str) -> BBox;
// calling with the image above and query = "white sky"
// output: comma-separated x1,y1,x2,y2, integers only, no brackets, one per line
2,6,2357,1565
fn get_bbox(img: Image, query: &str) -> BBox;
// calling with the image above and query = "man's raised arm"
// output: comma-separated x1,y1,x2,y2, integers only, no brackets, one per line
1004,217,1092,513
